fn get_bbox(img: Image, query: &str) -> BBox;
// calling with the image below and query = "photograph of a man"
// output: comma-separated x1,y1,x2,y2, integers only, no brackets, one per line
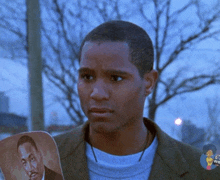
17,135,63,180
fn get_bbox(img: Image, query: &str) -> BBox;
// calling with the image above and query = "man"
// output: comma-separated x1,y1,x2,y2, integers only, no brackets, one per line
17,135,63,180
54,20,220,179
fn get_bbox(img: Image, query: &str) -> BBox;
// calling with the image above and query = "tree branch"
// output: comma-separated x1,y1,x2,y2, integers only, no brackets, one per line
158,74,220,106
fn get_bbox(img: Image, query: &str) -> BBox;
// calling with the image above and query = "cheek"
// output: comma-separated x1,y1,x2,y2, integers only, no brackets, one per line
124,91,144,116
77,81,82,94
24,166,28,171
77,82,89,114
77,82,86,100
120,86,143,104
33,162,38,168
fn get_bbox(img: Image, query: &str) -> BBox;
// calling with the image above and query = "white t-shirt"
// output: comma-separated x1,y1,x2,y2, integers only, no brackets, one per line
86,136,158,180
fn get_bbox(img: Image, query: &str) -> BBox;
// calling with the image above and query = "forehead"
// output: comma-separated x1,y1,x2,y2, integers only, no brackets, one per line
80,41,139,73
18,142,37,157
81,41,128,64
82,41,129,53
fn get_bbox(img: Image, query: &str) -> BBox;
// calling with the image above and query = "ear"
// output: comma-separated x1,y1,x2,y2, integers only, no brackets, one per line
143,70,158,96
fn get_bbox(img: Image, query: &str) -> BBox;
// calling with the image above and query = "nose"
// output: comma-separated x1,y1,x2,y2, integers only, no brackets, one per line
90,80,109,100
26,161,34,172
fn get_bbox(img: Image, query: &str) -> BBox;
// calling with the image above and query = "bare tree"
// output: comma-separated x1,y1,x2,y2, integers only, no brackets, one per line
0,0,27,62
1,0,220,125
134,0,220,120
40,0,87,125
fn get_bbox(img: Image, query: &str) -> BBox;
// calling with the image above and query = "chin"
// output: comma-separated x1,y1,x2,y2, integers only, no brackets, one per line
90,121,118,134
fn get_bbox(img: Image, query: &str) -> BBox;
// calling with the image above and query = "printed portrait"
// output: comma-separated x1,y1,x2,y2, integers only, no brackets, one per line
0,131,64,180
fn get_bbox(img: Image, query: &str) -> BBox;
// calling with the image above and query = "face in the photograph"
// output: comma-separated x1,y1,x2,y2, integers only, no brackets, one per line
18,142,44,180
78,41,153,133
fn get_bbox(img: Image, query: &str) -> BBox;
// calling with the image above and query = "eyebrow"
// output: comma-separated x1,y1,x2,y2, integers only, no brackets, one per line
78,68,132,77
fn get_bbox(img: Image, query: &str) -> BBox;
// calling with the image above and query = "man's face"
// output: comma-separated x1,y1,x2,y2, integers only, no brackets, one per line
78,41,150,133
18,142,44,180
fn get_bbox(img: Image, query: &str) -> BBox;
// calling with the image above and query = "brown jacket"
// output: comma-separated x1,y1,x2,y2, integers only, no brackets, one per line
44,166,63,180
54,118,220,180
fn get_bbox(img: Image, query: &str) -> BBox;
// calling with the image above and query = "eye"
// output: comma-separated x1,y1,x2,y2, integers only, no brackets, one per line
110,75,123,82
81,74,94,81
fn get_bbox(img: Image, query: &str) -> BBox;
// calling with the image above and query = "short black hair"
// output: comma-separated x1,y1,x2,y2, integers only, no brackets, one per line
79,20,154,78
17,135,38,152
203,144,217,155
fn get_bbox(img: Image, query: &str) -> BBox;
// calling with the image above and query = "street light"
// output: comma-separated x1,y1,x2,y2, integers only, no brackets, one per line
172,118,183,141
175,117,183,126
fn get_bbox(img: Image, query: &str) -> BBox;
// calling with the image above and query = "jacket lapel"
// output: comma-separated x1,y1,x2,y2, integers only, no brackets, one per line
55,124,89,180
145,118,189,179
62,141,89,180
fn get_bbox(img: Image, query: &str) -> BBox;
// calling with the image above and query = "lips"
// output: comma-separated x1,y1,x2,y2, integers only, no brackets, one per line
30,172,38,179
89,107,113,113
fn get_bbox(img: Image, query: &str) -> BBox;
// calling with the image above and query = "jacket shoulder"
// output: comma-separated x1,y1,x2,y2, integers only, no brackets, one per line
53,124,85,159
169,138,220,178
175,140,202,159
145,117,220,179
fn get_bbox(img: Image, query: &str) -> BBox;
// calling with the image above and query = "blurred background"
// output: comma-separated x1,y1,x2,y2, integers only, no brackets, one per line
0,0,220,177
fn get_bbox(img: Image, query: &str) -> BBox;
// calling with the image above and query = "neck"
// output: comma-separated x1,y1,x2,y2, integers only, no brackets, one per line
88,120,148,155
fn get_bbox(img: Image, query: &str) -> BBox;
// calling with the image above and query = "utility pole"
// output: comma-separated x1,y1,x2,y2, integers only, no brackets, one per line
26,0,44,131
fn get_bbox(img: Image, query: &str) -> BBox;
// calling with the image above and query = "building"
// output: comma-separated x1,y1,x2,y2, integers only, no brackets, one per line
0,92,9,113
0,113,28,136
0,92,28,140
